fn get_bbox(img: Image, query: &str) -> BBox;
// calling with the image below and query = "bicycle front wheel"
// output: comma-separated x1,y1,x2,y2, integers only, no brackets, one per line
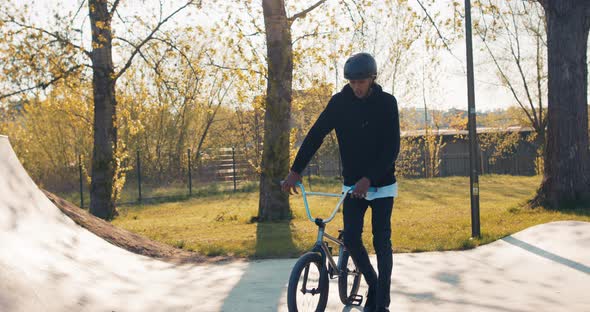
338,250,361,305
287,252,329,312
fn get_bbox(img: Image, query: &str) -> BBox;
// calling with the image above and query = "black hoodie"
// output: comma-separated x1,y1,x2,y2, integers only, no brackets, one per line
291,83,400,187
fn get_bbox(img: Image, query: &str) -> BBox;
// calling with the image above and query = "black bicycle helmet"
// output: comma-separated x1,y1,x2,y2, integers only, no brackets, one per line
343,52,377,80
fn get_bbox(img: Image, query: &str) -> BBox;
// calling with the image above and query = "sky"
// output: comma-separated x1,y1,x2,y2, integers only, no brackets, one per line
8,0,580,112
437,40,515,112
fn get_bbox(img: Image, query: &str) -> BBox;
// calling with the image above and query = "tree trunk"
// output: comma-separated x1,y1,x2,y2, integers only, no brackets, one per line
89,0,118,220
258,0,293,221
532,0,590,208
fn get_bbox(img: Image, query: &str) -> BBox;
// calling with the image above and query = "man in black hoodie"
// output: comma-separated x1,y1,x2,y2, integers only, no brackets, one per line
282,52,400,312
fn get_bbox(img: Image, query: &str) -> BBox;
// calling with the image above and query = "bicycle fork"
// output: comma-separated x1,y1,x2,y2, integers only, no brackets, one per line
312,220,343,279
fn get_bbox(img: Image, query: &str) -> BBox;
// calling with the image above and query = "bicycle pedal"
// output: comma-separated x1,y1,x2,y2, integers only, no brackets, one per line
349,294,363,306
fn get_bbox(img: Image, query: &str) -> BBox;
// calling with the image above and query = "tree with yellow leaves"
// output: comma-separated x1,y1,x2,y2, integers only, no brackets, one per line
0,0,200,219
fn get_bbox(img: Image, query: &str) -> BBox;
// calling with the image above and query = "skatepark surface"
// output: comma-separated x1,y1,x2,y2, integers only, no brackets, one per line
1,135,588,312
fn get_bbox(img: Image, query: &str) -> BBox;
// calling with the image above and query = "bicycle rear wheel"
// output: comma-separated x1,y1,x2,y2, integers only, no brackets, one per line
338,250,361,305
287,252,329,312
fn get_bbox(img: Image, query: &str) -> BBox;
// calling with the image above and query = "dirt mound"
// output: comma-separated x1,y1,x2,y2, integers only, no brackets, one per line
43,191,230,265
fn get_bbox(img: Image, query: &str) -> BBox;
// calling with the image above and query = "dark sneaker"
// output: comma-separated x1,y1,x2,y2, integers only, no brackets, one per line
375,307,390,312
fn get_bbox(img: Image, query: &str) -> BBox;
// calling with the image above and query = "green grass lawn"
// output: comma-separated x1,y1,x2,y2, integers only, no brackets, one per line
111,175,590,259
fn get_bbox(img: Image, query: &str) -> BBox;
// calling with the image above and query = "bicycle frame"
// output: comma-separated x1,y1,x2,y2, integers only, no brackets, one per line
295,181,376,275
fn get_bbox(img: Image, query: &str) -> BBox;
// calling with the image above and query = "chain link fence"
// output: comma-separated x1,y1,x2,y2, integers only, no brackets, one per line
46,139,539,208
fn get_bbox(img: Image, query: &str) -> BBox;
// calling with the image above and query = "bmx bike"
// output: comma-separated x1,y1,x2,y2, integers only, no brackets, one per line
285,181,377,312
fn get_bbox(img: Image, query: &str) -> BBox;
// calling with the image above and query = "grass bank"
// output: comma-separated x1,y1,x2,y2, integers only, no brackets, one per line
111,175,590,258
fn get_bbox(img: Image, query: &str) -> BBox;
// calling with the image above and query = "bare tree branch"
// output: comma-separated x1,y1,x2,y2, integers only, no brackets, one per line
109,0,122,17
57,107,92,124
536,26,545,128
339,0,367,37
233,18,266,67
476,0,546,132
341,0,357,25
350,0,367,35
292,30,330,44
0,65,83,100
115,34,200,81
243,0,265,35
500,1,539,127
207,62,266,78
415,0,464,66
3,17,92,58
151,36,200,76
112,36,164,84
480,34,537,130
194,69,235,160
244,31,262,37
205,48,266,78
289,0,327,22
73,0,87,21
113,0,197,81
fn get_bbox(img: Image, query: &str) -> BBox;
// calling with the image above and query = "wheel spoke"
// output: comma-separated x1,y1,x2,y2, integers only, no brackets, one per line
301,264,310,293
295,260,323,310
338,252,362,305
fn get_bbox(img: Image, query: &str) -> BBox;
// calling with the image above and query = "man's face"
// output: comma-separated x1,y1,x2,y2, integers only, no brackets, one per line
348,78,373,99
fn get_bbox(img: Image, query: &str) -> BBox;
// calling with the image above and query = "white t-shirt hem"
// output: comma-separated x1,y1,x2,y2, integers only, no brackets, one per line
342,182,398,200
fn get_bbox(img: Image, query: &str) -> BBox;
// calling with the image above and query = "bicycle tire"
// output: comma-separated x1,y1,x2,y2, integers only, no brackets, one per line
287,252,329,312
337,250,361,305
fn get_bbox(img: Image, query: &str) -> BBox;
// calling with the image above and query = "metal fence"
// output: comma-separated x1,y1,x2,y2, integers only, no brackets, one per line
47,145,539,209
300,151,538,180
52,147,258,208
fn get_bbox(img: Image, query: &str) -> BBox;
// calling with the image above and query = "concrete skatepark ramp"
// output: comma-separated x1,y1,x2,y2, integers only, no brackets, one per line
1,135,589,311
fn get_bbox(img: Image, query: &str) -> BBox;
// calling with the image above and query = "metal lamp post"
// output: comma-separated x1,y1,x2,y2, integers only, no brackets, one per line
464,0,481,238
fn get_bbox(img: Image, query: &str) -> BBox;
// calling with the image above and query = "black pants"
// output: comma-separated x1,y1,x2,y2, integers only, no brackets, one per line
342,195,394,308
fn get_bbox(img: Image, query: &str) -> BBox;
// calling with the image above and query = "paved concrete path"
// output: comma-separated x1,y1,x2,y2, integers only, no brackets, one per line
1,135,588,312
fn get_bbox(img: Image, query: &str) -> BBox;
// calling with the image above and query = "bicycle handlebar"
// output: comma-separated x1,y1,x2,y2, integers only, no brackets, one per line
290,181,377,224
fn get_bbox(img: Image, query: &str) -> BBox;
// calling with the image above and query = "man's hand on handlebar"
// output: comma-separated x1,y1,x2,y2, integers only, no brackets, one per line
351,177,371,199
281,170,302,195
